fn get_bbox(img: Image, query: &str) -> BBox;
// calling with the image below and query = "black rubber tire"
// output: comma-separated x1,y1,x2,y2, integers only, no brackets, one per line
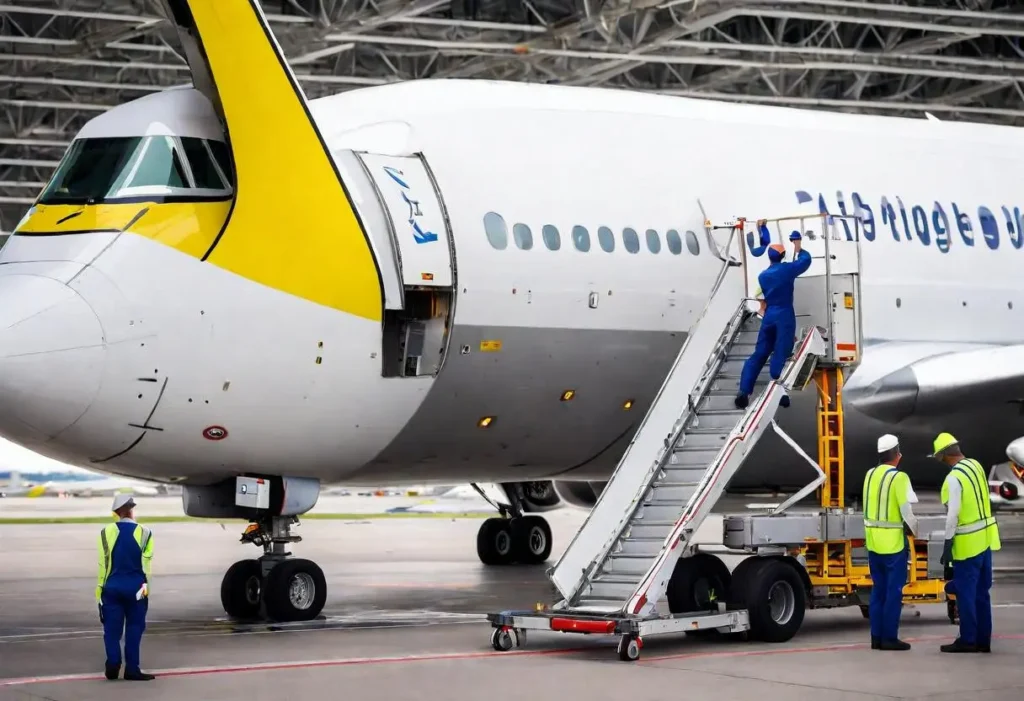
511,516,553,564
666,553,733,615
220,559,263,620
729,558,806,643
263,558,327,622
476,518,515,565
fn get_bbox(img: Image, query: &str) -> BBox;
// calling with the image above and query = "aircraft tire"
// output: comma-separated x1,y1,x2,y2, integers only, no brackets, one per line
220,559,263,620
666,553,732,615
729,558,806,643
476,518,515,565
511,515,553,564
262,558,327,622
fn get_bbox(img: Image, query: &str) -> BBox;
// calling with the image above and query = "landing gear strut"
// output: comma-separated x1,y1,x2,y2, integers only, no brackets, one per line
472,484,553,566
219,515,327,622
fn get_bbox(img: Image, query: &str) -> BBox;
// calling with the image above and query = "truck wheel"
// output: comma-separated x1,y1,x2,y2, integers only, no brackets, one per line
666,553,732,614
730,558,806,643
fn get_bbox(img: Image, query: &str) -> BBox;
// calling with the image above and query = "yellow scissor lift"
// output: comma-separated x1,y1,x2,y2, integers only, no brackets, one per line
719,212,948,619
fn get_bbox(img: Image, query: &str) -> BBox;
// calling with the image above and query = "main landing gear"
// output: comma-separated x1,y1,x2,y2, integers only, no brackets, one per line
472,484,553,566
219,515,327,623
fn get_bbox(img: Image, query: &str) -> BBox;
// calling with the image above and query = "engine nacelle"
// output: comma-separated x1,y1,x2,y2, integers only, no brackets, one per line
552,480,607,510
497,481,562,513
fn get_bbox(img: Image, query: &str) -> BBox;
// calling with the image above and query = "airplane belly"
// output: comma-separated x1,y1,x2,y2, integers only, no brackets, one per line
351,324,686,483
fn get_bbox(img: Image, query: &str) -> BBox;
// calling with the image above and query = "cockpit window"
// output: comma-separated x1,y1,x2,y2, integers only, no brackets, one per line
38,135,233,205
128,136,188,189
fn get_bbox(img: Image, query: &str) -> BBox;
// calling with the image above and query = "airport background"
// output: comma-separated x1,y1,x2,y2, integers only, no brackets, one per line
2,1,1024,698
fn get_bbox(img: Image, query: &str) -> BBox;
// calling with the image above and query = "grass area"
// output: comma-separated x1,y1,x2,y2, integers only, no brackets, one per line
0,511,494,525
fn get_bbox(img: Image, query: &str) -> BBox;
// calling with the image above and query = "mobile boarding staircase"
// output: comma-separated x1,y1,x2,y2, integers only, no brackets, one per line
486,212,882,661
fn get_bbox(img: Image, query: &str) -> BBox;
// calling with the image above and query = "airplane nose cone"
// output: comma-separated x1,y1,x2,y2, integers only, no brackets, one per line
0,274,105,445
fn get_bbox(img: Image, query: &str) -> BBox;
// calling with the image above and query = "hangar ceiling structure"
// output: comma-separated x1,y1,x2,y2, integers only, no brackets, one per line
2,0,1024,232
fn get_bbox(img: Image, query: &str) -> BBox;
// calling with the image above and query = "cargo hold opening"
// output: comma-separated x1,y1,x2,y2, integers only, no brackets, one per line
382,287,452,378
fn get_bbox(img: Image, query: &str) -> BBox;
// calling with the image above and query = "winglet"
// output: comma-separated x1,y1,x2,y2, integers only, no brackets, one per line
156,1,382,321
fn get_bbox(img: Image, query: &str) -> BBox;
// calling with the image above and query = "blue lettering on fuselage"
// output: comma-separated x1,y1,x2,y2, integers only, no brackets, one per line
382,165,439,245
745,190,1024,255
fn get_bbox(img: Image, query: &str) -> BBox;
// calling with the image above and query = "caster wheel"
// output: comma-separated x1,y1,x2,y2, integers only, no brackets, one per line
617,635,641,662
490,627,523,651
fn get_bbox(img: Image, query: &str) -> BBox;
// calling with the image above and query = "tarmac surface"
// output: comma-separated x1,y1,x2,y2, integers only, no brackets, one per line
0,499,1022,700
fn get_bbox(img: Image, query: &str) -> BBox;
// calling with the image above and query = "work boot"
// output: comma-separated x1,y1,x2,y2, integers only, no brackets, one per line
779,394,791,408
871,636,880,650
879,639,911,651
734,393,749,409
104,663,120,681
940,638,977,653
978,642,991,653
124,670,156,681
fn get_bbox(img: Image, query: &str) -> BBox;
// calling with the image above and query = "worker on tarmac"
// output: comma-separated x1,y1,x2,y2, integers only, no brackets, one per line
933,433,1001,653
862,434,919,651
734,229,812,410
97,495,156,681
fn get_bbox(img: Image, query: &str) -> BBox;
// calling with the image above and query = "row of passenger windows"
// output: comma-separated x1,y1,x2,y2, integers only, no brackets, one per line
482,212,702,256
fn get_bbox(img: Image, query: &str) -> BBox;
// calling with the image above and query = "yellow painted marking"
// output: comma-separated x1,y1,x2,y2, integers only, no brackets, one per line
16,202,231,258
169,0,382,320
479,340,502,352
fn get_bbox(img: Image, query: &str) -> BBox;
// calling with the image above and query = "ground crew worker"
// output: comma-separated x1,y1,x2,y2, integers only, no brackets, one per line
862,434,918,651
734,229,812,410
97,495,156,681
933,433,1001,653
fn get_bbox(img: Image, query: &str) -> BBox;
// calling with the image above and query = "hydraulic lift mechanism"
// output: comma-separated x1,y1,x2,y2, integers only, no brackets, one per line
485,211,950,661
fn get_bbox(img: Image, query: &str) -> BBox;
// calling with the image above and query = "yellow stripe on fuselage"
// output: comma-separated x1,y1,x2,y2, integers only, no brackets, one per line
17,202,231,258
184,0,382,322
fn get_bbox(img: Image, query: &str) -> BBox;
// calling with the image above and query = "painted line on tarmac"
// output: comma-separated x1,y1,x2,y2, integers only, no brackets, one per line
0,646,591,687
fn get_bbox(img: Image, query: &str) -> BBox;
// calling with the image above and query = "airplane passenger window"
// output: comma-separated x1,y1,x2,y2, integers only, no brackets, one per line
513,223,533,250
542,224,561,251
646,229,661,254
622,227,640,254
666,229,682,255
128,136,188,189
181,137,228,191
484,212,508,250
685,230,700,255
598,226,615,252
572,225,591,252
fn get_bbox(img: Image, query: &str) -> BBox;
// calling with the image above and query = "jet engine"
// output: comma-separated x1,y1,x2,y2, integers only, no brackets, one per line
552,480,608,510
989,437,1024,511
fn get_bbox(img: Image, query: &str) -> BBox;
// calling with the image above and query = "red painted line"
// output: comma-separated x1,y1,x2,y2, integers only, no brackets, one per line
0,646,589,687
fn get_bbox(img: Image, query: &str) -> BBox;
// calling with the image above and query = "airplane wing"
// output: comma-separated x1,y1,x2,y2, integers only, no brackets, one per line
846,344,1024,425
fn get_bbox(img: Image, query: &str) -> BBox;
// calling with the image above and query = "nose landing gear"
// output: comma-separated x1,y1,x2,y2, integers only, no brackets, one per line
220,515,327,622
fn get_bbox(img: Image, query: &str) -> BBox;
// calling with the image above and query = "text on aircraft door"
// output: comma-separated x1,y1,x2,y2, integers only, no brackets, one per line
355,153,453,288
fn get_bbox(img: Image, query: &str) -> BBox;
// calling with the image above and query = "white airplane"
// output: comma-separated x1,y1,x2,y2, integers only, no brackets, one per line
2,0,1024,622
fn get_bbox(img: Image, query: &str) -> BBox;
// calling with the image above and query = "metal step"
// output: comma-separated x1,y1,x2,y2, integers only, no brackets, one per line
677,430,730,450
644,482,701,502
667,448,720,469
692,408,746,430
600,552,658,576
586,576,646,601
632,501,687,522
617,536,672,557
707,373,768,394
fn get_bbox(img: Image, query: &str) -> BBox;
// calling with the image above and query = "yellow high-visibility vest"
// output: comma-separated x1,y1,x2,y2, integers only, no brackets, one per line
940,458,1001,561
862,464,910,555
95,521,154,602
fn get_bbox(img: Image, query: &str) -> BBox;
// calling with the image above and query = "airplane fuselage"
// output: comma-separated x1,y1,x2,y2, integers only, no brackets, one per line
3,79,1024,498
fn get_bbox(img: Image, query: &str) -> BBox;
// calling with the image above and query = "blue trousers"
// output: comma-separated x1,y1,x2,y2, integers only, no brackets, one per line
101,589,148,673
951,548,993,646
867,547,908,641
739,313,796,396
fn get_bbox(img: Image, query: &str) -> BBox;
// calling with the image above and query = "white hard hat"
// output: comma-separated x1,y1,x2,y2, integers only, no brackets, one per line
111,494,136,513
877,434,899,453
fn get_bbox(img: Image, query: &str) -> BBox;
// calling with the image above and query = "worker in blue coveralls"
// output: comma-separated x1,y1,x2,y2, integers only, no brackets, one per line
735,221,813,410
97,494,156,681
